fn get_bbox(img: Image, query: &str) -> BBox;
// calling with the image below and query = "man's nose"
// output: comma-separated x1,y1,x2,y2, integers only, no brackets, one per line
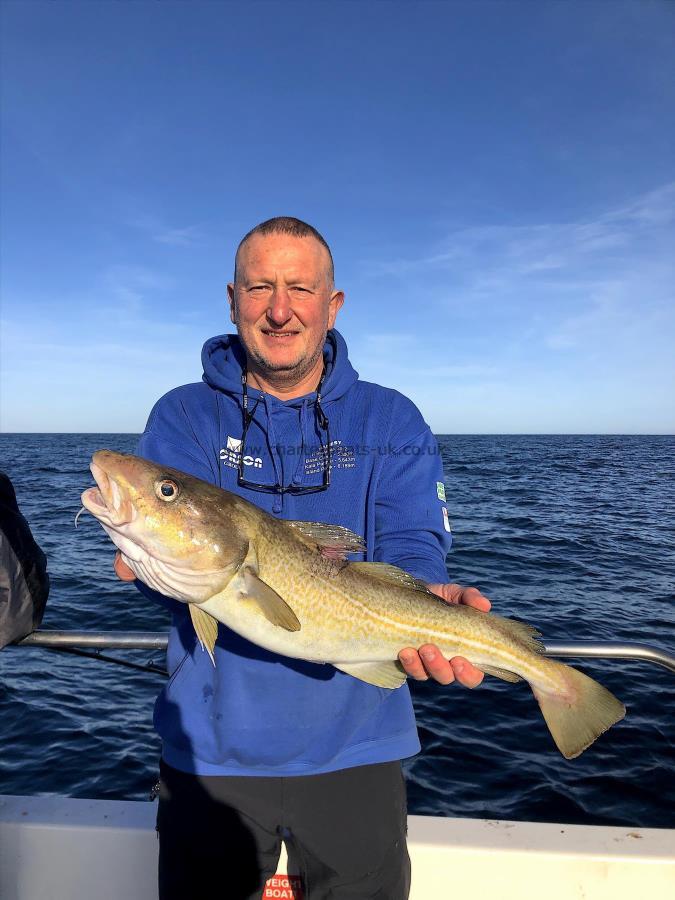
267,289,292,325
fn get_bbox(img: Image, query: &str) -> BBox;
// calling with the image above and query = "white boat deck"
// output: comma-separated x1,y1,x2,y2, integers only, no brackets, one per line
1,795,673,899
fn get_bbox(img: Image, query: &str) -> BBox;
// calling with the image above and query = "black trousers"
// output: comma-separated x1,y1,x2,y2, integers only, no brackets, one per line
157,759,411,900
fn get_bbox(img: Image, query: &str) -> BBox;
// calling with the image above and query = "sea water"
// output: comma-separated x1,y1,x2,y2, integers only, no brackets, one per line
0,433,673,827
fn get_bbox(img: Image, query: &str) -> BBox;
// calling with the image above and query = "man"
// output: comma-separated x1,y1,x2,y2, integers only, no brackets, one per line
115,217,490,900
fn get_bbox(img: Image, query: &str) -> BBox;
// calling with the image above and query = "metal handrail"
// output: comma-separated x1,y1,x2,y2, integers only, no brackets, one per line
18,631,169,650
543,641,675,674
15,631,675,674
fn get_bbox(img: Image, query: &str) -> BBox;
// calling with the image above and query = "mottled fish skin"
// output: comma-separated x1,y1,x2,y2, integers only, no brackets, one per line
218,518,538,670
82,450,626,758
197,501,558,692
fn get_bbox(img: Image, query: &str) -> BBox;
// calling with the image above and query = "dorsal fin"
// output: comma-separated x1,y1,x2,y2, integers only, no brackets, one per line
349,561,431,593
285,520,365,560
487,614,544,654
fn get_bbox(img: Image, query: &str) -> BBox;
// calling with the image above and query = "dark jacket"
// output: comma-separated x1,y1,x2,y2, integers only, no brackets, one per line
0,472,49,649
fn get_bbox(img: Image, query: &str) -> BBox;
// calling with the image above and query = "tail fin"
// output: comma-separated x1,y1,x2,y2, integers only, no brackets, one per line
531,663,625,759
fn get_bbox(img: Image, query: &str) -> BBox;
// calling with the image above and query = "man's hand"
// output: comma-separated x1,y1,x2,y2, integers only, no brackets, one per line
398,583,491,687
114,550,136,582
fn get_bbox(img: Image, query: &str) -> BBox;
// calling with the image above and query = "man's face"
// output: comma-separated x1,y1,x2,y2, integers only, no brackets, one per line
227,233,344,380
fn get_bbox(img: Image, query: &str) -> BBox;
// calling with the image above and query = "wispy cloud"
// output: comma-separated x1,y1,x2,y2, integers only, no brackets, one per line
367,182,675,292
129,216,207,248
0,260,214,431
98,264,175,318
544,259,674,352
354,332,498,381
348,184,674,431
152,225,205,247
364,183,675,346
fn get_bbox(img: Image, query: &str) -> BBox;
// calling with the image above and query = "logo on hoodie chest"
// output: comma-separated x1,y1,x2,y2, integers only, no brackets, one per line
220,437,263,470
304,439,356,474
219,436,356,475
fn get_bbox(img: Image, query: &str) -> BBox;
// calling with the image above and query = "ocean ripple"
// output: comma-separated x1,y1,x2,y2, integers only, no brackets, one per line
0,433,673,827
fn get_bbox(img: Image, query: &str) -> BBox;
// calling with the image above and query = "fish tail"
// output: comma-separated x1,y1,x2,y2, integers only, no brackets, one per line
530,662,625,759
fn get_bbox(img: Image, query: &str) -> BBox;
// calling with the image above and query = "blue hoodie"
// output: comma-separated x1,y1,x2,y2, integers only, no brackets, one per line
137,330,452,776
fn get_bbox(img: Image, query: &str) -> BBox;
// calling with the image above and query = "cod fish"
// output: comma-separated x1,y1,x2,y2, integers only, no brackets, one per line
81,450,625,759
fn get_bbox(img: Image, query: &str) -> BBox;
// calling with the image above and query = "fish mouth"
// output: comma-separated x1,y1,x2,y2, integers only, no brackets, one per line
81,461,137,527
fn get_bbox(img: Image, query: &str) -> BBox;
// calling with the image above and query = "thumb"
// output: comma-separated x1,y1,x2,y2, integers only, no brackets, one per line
114,550,136,582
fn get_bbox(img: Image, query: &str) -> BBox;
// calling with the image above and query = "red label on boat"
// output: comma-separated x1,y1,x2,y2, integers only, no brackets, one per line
263,873,304,899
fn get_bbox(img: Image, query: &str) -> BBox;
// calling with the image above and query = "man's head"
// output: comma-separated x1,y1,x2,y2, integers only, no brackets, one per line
227,217,344,391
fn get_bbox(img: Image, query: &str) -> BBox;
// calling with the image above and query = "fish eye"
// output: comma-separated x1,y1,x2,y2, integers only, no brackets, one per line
155,479,179,502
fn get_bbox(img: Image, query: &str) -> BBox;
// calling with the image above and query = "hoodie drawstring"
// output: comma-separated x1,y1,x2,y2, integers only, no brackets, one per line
291,400,309,486
262,393,285,496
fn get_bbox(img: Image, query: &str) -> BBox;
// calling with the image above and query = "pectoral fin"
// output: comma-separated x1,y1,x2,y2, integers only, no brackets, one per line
189,604,219,666
240,568,302,632
333,660,407,689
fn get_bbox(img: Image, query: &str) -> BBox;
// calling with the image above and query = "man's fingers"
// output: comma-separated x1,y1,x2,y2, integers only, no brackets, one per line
398,647,484,688
444,583,464,603
114,551,136,582
427,582,492,612
450,656,484,688
399,648,430,681
399,645,456,685
460,587,492,612
428,583,463,603
418,645,457,685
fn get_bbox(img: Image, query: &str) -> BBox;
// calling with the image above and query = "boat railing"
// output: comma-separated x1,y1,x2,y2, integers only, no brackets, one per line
12,631,675,675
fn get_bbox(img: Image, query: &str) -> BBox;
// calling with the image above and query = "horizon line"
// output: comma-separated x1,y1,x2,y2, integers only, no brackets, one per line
2,431,674,438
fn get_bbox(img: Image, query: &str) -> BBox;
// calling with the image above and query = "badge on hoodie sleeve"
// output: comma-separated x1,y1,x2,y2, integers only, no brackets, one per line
436,481,446,501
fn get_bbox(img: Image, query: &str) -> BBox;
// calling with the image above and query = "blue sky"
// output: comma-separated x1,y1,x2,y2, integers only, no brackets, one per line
1,0,673,433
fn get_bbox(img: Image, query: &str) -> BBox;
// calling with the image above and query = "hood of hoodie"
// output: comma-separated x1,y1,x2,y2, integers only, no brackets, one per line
201,329,358,407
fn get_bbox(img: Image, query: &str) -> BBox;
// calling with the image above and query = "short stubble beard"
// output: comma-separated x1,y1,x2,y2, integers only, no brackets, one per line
242,325,328,390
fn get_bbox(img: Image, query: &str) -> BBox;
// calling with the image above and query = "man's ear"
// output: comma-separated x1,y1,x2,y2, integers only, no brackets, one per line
327,290,345,329
227,283,237,324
